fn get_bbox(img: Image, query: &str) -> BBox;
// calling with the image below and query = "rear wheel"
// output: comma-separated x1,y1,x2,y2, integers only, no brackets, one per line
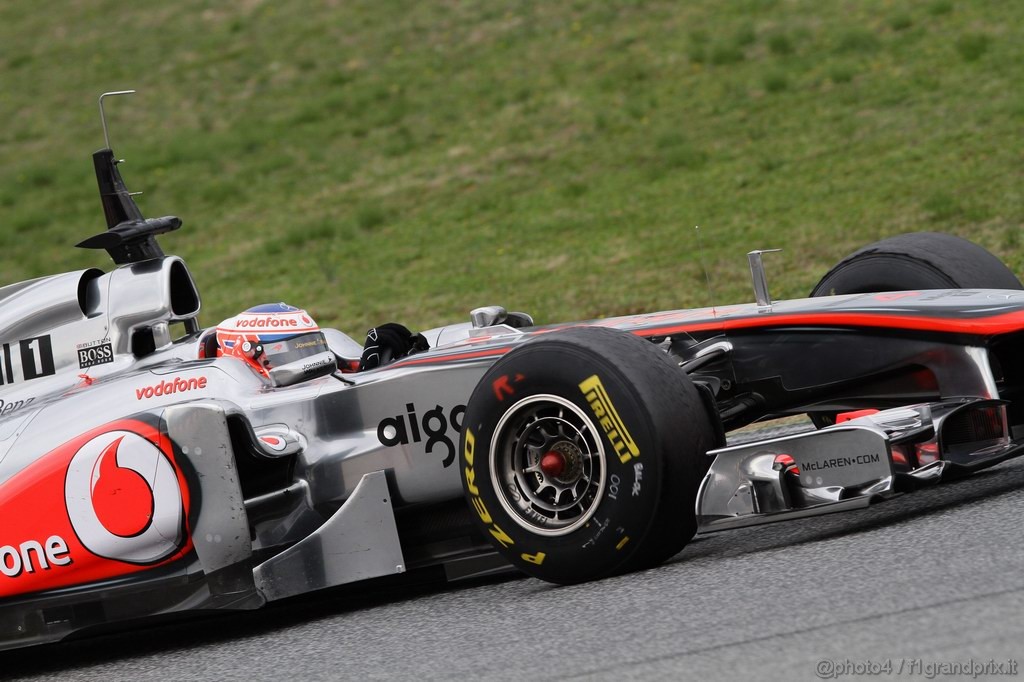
809,232,1022,427
459,326,718,584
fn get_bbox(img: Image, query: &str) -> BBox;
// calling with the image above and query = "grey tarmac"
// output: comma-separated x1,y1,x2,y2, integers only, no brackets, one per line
5,455,1023,682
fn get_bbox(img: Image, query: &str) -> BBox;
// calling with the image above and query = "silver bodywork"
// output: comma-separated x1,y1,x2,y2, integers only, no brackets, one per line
3,250,1024,650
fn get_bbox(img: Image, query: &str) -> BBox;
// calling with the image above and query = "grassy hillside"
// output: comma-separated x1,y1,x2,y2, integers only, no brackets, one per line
0,0,1021,337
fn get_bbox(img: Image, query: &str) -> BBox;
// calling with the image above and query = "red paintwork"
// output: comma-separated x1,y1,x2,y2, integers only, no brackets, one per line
0,419,192,599
836,409,881,424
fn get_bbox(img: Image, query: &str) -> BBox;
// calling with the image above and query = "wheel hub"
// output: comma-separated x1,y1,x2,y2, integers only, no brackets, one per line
540,451,564,478
538,440,583,485
490,394,607,536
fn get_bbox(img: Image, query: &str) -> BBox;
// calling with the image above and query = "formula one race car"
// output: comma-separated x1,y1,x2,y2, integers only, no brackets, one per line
3,94,1024,651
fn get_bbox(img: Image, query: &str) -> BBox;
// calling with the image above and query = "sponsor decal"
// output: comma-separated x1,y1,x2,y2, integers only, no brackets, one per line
301,356,334,374
65,431,184,563
135,376,207,400
294,337,327,350
235,317,299,329
578,375,640,463
0,335,56,386
463,428,515,548
0,419,191,598
221,310,319,333
64,430,185,561
377,402,466,467
802,452,882,472
259,435,287,452
0,536,71,578
77,341,114,369
0,397,34,416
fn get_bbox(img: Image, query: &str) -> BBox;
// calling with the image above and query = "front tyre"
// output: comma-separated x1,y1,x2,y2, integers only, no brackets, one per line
459,327,718,584
810,231,1022,296
808,232,1022,428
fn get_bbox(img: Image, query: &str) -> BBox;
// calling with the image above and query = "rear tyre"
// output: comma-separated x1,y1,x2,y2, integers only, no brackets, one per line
459,327,718,585
809,232,1022,427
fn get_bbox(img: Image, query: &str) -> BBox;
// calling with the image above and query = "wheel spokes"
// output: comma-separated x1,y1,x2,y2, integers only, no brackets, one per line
493,396,608,536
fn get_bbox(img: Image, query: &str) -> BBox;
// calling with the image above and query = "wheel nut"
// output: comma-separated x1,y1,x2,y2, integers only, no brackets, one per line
540,452,565,478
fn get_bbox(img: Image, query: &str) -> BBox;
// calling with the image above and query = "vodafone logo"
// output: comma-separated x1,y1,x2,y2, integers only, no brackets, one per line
235,317,298,329
135,376,207,400
64,431,184,564
220,310,319,334
259,435,287,452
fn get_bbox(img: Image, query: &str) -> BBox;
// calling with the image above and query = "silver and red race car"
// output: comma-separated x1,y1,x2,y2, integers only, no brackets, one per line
3,96,1024,650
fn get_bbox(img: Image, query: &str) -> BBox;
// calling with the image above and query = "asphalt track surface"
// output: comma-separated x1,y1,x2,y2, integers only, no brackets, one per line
5,453,1024,681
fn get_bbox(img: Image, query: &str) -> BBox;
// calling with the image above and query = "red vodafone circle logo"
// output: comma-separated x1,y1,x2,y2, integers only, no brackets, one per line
259,435,286,452
64,430,184,564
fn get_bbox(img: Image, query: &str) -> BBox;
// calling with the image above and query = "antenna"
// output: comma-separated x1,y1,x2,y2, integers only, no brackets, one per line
98,90,136,151
748,248,782,311
695,226,717,318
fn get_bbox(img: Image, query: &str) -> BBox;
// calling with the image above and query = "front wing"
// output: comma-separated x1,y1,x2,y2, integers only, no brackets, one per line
696,398,1022,532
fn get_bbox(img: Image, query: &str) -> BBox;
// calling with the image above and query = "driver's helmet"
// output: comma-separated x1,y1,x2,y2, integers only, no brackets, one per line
214,303,328,377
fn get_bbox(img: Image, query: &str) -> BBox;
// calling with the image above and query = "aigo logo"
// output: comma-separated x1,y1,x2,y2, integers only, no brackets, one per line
64,430,185,564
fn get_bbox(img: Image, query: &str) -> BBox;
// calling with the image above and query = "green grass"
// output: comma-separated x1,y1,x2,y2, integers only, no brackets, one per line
0,1,1022,339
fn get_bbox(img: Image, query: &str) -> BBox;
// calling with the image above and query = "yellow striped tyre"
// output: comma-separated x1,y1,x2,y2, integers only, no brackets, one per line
459,327,718,584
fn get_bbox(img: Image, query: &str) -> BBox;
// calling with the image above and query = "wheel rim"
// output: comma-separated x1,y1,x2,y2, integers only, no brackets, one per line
490,394,607,537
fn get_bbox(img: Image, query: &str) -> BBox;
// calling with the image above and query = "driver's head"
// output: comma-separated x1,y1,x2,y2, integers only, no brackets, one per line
214,303,328,377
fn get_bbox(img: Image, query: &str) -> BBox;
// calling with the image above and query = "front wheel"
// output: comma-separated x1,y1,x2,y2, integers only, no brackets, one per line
810,231,1022,296
808,231,1022,427
459,327,718,584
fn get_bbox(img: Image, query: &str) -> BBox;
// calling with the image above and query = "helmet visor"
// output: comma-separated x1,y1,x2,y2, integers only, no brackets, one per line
261,331,330,368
